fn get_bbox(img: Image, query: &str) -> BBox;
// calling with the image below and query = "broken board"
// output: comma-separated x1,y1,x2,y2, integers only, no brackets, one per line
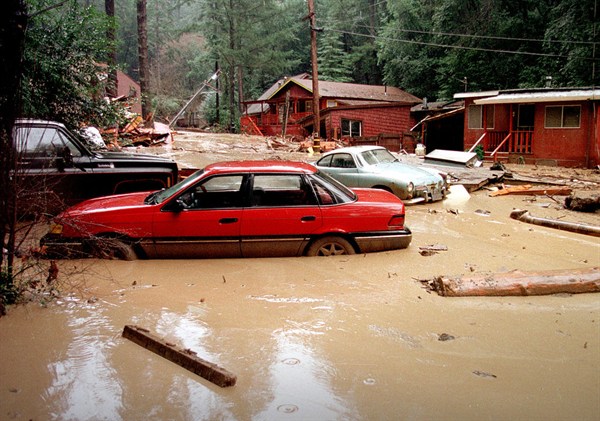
122,325,237,387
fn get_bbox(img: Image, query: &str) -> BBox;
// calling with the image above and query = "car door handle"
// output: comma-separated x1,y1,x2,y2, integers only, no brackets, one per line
301,215,316,222
219,218,238,224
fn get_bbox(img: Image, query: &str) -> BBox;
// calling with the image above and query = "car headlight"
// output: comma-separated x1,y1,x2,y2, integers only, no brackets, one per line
49,224,63,235
407,182,414,193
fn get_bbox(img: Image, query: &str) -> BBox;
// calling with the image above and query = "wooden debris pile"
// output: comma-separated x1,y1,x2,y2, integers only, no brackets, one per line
101,115,172,148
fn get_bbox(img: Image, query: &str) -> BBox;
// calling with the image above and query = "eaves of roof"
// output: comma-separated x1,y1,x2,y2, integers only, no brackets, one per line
474,88,600,104
410,107,465,131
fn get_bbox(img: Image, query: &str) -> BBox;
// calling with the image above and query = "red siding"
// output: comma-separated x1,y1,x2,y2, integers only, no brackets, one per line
463,98,600,168
328,106,414,138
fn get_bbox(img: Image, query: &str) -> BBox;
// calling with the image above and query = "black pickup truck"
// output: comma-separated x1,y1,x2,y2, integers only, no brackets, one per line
13,119,179,212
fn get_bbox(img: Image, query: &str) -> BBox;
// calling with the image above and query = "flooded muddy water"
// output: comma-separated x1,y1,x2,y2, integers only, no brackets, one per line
2,135,600,420
2,187,599,421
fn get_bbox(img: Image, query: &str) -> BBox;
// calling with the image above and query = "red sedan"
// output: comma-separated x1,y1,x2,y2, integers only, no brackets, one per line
41,161,412,259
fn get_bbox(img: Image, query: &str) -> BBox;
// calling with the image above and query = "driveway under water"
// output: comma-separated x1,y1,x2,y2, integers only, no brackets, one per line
1,183,599,420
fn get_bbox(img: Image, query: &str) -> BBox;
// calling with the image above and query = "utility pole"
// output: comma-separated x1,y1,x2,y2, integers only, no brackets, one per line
306,0,320,152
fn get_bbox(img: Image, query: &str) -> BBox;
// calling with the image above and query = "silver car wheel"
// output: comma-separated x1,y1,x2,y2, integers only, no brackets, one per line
307,236,356,256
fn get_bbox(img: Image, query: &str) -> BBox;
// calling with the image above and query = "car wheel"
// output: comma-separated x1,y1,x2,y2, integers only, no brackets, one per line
372,185,393,193
93,237,137,261
306,236,356,256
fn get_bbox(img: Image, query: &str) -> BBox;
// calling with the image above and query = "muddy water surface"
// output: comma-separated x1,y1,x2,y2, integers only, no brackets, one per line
2,187,600,420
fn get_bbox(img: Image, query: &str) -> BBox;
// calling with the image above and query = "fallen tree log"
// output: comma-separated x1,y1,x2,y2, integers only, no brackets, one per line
510,209,600,237
423,267,600,297
122,325,237,387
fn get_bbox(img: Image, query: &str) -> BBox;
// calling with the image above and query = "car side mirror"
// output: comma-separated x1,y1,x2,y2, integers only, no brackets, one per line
171,199,187,212
55,147,73,172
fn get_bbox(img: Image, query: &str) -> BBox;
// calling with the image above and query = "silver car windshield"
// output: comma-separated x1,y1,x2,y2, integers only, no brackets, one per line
360,148,397,165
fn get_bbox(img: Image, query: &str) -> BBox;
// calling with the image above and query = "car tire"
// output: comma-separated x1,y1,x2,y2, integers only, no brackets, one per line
306,236,356,256
93,237,137,261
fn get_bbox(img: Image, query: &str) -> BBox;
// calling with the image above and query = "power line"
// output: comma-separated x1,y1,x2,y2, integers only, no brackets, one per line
325,27,598,61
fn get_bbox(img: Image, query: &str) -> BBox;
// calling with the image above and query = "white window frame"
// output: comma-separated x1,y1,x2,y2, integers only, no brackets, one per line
468,104,494,129
544,105,581,128
341,119,362,137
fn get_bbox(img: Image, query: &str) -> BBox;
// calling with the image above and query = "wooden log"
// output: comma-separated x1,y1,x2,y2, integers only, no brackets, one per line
427,268,600,297
510,209,600,237
489,185,572,197
122,325,237,387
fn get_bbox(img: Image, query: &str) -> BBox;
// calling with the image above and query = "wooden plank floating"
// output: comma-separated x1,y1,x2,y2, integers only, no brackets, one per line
122,325,237,387
424,267,600,297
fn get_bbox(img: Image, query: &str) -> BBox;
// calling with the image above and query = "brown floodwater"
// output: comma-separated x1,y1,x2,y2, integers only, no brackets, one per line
1,182,600,420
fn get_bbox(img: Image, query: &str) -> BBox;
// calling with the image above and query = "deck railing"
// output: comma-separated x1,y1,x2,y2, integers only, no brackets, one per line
469,130,533,161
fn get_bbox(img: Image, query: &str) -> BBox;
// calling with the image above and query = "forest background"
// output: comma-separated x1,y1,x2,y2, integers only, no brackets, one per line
12,0,600,132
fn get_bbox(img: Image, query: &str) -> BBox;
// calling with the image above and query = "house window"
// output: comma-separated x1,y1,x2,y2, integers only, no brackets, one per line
545,105,580,128
468,105,494,129
341,119,362,137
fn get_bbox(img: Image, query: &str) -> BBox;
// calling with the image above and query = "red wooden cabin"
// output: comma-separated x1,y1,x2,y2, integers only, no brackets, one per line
455,88,600,168
241,74,421,151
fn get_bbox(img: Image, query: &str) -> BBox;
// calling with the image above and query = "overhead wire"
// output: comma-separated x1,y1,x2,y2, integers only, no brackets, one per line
326,27,596,60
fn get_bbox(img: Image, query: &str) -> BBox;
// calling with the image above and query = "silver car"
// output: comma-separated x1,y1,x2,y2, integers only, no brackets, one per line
315,145,447,204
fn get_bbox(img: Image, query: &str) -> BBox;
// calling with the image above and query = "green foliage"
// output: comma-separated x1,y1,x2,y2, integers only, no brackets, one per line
377,0,599,100
0,270,18,306
472,144,485,161
22,0,121,128
318,31,353,82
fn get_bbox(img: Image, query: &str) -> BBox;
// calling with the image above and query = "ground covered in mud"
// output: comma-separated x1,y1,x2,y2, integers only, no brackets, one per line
1,131,599,420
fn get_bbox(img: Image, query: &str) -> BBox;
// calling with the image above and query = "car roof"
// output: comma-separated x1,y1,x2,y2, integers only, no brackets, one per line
15,119,66,127
204,160,317,175
321,145,385,156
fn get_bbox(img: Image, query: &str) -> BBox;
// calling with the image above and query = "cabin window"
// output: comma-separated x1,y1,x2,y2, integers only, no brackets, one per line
468,105,494,129
545,105,580,128
298,100,312,113
341,119,362,137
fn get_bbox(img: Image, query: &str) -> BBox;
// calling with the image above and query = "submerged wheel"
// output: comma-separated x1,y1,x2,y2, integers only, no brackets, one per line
92,237,137,261
306,236,356,256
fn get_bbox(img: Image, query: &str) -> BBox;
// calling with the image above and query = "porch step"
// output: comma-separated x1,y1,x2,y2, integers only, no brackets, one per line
483,151,509,163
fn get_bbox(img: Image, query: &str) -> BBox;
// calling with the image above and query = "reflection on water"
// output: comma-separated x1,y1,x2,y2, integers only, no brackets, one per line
255,323,355,420
43,302,122,420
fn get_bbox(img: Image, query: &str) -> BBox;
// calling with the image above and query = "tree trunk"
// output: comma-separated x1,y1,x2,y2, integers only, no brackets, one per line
425,268,600,297
0,0,27,309
105,0,117,98
137,0,151,124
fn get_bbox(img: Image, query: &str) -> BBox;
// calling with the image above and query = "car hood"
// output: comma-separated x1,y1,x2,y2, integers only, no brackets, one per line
60,191,153,216
369,162,442,182
93,150,176,164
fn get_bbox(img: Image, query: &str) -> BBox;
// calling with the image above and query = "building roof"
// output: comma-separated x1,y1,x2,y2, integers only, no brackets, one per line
455,87,600,105
285,77,421,103
245,74,421,115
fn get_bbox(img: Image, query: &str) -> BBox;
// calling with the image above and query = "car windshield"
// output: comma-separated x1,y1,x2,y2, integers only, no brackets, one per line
360,148,398,165
145,170,205,205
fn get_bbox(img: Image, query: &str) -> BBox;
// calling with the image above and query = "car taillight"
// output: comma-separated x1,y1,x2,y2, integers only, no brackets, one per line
388,214,404,229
